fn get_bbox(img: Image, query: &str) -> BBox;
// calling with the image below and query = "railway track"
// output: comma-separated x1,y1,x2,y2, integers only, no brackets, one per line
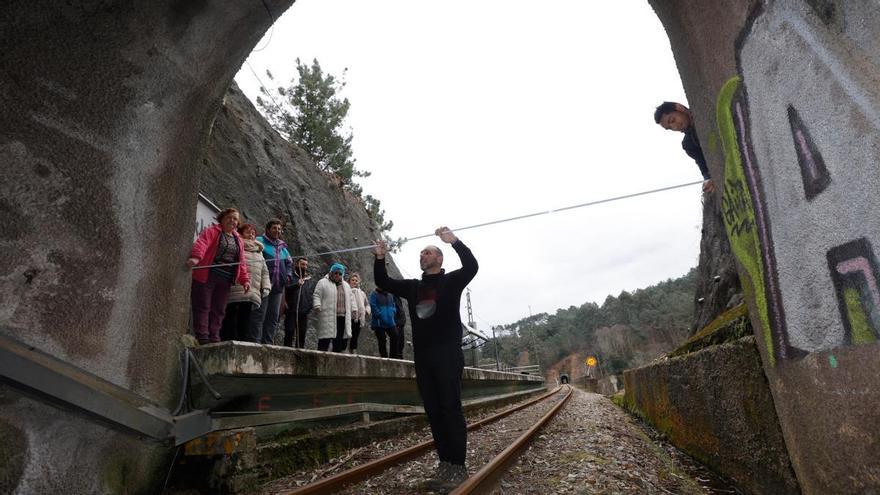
279,385,572,495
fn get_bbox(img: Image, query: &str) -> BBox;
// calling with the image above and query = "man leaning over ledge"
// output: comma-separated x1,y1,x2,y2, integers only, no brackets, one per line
655,101,715,194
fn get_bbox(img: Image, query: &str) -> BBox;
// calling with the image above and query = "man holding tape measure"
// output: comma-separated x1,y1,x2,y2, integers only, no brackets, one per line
373,227,478,491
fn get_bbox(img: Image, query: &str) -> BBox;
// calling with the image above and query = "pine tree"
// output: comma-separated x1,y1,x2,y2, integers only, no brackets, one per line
257,58,370,194
257,59,396,233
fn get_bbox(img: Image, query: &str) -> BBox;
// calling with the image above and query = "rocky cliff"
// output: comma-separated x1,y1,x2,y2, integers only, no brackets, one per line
691,193,742,334
199,82,406,356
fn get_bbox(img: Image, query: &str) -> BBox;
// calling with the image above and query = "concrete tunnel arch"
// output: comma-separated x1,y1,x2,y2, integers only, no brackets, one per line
1,2,296,492
0,2,755,492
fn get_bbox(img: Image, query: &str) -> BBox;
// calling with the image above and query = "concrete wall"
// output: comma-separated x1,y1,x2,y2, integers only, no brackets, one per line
189,343,543,411
0,2,294,493
623,337,798,495
596,374,621,396
653,0,880,492
580,375,621,396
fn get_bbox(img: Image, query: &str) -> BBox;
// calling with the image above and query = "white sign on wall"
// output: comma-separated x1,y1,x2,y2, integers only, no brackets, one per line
194,193,221,241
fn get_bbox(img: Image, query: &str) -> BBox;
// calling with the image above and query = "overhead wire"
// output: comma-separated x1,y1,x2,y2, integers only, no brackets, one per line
250,0,276,52
398,179,703,244
245,60,281,111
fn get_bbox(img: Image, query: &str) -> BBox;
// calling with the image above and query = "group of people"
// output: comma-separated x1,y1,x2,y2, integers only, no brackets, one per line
189,216,480,491
182,106,705,491
188,215,406,358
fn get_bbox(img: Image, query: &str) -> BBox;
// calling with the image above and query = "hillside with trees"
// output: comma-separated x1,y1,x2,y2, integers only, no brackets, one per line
492,268,697,376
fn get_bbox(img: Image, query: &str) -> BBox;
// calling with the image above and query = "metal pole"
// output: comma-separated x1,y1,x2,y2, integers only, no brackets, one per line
492,325,500,371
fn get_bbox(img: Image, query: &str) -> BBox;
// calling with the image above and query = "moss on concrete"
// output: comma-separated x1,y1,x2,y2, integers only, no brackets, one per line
102,455,136,494
0,420,27,495
102,441,170,495
669,304,750,357
622,337,799,494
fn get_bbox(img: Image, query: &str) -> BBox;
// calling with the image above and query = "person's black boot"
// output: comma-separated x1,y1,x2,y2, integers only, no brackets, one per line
420,461,452,492
434,463,468,493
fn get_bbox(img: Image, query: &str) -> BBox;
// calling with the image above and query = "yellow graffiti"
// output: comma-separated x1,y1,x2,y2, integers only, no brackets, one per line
715,76,775,365
843,287,876,345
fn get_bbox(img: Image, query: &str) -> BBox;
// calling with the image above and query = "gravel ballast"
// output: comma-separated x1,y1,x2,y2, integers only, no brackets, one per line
255,387,741,494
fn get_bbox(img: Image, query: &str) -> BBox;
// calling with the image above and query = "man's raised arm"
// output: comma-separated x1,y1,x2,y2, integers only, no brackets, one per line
436,227,478,288
372,240,411,297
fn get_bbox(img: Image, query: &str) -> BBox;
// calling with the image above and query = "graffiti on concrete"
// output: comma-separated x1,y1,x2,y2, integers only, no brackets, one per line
827,238,880,345
720,176,754,237
786,106,831,201
716,77,788,364
718,0,880,363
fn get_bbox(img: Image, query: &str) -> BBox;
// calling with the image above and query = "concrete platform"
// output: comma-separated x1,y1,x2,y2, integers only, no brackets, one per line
190,342,543,413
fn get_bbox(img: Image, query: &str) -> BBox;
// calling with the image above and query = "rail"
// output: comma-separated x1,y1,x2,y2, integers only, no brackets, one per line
282,385,571,494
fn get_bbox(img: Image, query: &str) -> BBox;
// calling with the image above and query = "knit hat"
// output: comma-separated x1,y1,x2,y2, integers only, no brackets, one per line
329,263,346,276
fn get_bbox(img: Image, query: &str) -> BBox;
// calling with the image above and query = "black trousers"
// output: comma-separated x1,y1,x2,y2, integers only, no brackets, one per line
396,325,406,357
349,321,362,351
372,326,400,358
220,302,255,342
318,316,348,352
415,348,466,465
284,312,309,348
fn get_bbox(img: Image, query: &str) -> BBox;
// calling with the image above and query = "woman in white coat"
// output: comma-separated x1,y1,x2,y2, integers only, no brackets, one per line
347,273,371,354
312,263,354,352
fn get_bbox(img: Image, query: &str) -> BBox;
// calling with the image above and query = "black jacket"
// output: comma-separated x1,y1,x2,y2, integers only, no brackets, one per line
374,240,478,356
682,126,710,180
285,275,317,315
394,295,406,329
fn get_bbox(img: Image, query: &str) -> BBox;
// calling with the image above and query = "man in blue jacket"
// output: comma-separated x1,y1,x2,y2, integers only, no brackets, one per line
373,227,478,491
369,286,398,358
255,218,292,344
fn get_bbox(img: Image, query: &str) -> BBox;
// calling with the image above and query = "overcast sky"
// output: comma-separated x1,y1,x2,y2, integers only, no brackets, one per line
235,0,701,333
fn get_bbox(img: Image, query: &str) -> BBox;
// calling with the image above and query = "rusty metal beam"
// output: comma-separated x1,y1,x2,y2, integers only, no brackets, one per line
212,402,425,430
0,334,211,445
208,387,545,431
0,334,546,448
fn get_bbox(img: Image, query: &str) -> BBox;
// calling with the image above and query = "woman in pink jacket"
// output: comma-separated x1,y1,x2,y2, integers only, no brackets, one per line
187,208,250,344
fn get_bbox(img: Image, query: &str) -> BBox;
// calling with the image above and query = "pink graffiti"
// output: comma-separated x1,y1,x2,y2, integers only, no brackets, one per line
735,101,789,358
794,129,821,179
836,256,880,310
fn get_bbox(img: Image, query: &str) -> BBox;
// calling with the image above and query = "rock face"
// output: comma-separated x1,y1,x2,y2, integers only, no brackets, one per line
199,83,408,357
691,193,742,334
